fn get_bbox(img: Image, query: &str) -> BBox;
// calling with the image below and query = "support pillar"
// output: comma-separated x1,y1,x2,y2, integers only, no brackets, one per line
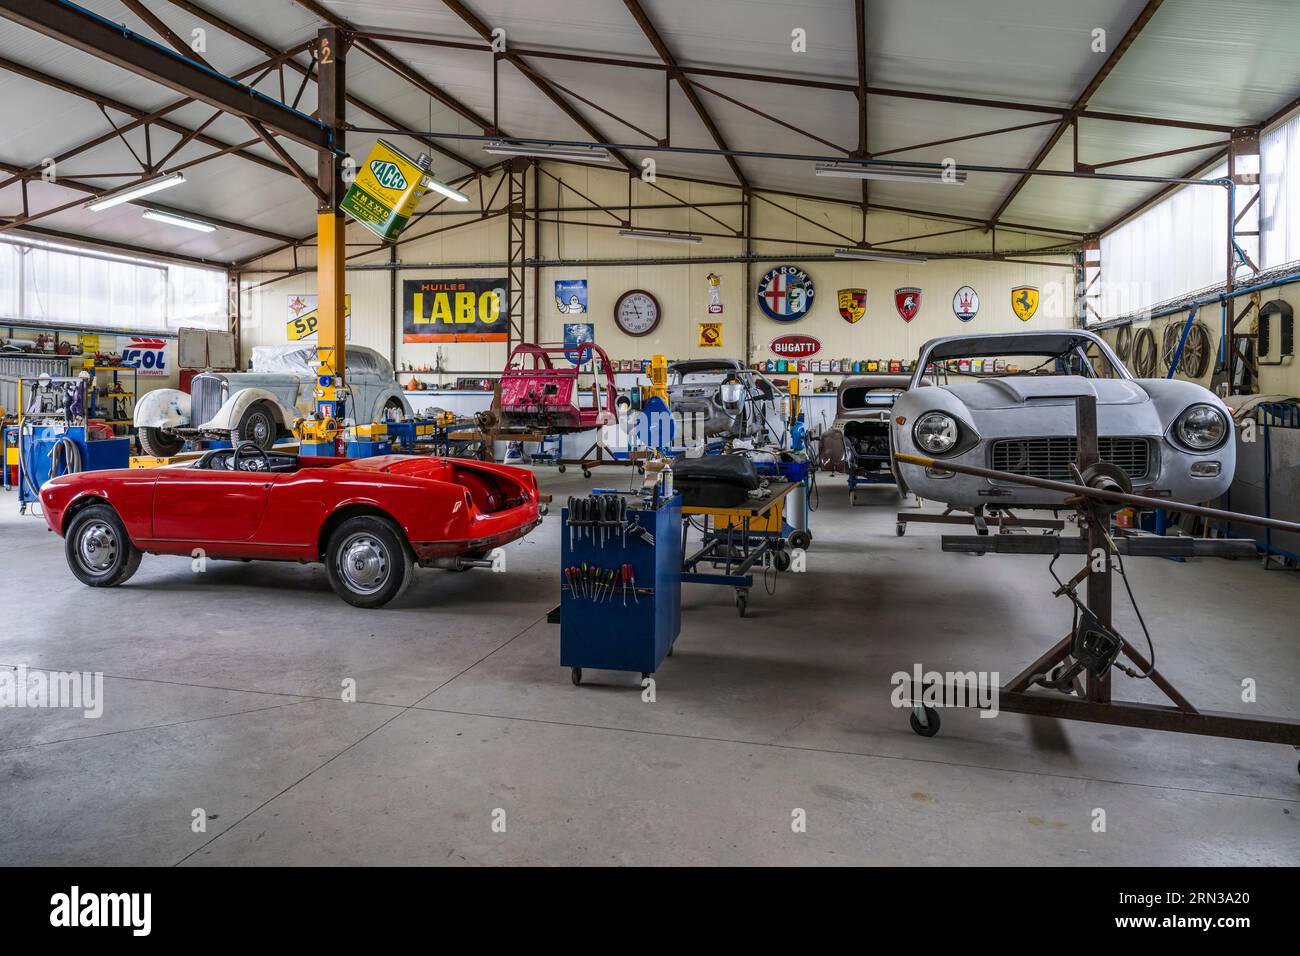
305,26,348,454
506,158,528,350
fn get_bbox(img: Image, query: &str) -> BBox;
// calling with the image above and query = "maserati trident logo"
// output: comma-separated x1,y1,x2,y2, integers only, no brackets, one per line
952,285,979,322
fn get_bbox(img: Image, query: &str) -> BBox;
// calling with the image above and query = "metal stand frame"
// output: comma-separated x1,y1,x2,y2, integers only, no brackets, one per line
904,396,1300,766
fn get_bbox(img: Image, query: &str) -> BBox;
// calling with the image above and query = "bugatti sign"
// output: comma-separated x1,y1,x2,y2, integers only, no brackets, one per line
770,333,822,357
757,265,815,321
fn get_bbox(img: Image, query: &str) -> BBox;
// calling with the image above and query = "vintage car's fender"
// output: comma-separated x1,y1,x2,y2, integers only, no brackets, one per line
133,388,191,429
200,387,299,432
366,385,413,422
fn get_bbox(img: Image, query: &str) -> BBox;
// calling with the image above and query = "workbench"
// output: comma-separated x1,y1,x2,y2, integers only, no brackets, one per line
680,479,800,616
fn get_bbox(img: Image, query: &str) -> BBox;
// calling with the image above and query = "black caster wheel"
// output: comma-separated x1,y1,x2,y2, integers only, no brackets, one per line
636,464,645,474
667,645,674,657
735,591,748,617
557,464,566,474
570,667,582,686
773,549,791,572
582,469,592,478
896,521,906,537
788,529,811,550
910,706,941,737
641,672,651,681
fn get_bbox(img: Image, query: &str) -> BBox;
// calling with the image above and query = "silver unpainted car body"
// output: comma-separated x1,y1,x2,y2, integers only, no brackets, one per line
834,374,910,480
134,345,412,449
891,329,1235,509
665,359,785,442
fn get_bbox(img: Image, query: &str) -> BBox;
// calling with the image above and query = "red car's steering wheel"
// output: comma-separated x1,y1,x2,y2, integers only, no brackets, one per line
233,439,271,471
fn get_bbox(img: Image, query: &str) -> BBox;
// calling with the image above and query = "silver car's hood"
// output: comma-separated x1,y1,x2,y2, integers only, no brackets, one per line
941,376,1148,410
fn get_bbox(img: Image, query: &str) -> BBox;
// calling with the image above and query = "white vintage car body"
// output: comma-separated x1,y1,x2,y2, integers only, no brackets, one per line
135,345,411,450
891,330,1235,509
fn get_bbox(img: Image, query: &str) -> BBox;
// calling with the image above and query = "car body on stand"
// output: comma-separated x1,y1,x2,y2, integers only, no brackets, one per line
133,345,412,456
665,359,785,443
831,374,910,501
891,329,1235,510
39,446,540,608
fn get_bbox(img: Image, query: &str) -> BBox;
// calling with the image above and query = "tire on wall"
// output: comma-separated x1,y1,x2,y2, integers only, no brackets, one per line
64,502,143,588
324,515,414,608
234,401,279,450
138,426,183,457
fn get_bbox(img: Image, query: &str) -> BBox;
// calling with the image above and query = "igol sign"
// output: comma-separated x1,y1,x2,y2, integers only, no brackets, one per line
770,333,821,357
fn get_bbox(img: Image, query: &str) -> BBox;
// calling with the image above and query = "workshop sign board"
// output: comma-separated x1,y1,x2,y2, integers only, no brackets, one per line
340,139,431,242
554,279,588,314
770,333,821,358
121,336,168,376
403,278,508,343
698,322,723,348
756,265,815,322
563,322,594,364
287,294,352,342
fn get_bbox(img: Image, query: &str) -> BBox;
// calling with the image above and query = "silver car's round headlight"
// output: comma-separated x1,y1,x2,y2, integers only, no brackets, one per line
914,412,958,454
1175,403,1228,450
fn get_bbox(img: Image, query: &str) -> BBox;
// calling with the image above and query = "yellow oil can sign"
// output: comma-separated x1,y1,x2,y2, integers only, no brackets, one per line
340,139,429,242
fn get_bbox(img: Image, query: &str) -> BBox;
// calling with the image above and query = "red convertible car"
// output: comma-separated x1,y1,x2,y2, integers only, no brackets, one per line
39,443,542,608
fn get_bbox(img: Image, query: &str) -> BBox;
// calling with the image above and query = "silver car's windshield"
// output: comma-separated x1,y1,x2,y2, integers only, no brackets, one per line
912,332,1127,387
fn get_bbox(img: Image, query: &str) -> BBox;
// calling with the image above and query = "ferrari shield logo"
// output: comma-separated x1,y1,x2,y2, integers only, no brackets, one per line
895,287,921,322
1012,286,1039,322
837,288,866,324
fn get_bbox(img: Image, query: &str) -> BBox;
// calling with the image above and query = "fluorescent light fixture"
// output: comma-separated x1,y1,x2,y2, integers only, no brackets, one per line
86,172,186,211
141,209,216,233
834,248,929,264
483,140,611,163
423,177,470,203
619,228,703,245
815,162,966,185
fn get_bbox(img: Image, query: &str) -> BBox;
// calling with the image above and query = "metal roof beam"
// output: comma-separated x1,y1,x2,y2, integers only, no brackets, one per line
0,157,300,244
161,0,482,172
0,53,298,185
986,0,1166,227
0,0,332,151
622,0,749,189
439,0,637,173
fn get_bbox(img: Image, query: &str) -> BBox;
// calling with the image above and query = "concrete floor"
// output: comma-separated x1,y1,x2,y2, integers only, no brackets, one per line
1,469,1297,866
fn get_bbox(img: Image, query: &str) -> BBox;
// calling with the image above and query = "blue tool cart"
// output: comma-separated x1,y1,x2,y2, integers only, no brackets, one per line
559,492,682,685
17,424,130,510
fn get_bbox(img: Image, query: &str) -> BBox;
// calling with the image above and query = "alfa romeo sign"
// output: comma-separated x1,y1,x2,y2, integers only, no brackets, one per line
757,265,815,321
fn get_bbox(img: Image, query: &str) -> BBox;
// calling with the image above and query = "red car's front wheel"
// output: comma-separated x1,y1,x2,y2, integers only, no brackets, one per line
325,516,414,608
65,503,143,588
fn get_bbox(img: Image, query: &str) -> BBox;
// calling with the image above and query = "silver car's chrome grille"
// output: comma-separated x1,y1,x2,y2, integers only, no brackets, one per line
190,374,224,426
990,437,1151,481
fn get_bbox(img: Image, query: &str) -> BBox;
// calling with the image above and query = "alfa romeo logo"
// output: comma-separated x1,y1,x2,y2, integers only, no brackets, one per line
757,265,815,322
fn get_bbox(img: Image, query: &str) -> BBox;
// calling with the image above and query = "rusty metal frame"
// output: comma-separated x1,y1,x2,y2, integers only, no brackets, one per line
986,0,1167,227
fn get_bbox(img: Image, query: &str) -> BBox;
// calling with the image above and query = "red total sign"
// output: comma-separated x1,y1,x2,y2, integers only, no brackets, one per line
770,333,821,357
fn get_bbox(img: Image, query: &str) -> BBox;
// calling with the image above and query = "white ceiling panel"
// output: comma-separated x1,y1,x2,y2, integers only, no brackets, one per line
1,0,1298,263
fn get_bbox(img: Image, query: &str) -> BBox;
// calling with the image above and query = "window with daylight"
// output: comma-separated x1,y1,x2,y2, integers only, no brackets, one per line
0,237,227,333
1096,162,1229,321
1260,111,1300,269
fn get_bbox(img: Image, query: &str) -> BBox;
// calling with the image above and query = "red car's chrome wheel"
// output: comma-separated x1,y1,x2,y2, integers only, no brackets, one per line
325,516,413,608
64,503,142,588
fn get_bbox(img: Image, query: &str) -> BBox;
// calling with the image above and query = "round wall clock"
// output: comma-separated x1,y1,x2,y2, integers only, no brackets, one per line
614,289,661,336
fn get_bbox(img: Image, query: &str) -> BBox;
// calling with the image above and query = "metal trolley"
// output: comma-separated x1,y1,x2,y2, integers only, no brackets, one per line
679,479,801,617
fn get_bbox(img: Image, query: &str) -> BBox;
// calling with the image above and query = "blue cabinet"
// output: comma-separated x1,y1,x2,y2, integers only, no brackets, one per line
560,494,681,681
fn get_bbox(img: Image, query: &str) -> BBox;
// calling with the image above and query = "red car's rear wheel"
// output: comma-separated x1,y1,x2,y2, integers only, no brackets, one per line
65,503,142,588
325,515,414,608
